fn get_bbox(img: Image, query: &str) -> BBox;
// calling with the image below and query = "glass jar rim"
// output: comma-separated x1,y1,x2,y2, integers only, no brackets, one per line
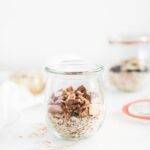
45,60,103,75
108,34,150,45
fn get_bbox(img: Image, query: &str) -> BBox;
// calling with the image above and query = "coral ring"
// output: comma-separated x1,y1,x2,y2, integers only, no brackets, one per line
122,99,150,120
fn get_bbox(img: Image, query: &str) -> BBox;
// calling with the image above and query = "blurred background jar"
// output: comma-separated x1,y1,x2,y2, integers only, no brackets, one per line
45,60,105,140
108,34,150,92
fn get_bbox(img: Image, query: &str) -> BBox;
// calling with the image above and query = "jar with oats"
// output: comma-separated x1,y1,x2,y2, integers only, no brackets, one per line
108,35,150,92
45,60,105,140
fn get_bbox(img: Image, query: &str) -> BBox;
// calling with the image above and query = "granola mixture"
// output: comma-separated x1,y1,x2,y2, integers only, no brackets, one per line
109,58,149,91
47,85,104,139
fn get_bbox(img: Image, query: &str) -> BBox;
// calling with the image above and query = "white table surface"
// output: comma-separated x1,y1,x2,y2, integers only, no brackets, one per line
0,84,150,150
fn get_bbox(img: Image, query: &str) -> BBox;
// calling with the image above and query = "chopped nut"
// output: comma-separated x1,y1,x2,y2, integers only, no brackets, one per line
75,90,84,96
68,93,76,99
78,95,87,101
66,86,74,92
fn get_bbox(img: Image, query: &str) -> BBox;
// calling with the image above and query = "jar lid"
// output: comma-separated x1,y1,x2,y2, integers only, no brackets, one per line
109,34,150,45
45,60,103,75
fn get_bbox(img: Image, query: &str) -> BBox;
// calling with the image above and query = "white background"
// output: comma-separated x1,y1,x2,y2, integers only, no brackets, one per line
0,2,150,149
0,0,150,69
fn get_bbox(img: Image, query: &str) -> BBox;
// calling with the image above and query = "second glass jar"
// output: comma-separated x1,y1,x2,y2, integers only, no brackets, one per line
108,35,150,92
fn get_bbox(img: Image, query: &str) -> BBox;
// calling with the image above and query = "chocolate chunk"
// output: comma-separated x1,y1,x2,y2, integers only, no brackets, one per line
126,69,133,73
50,94,58,102
110,65,121,73
79,108,89,117
76,85,86,93
48,105,63,114
53,97,63,104
71,112,78,116
84,92,91,101
126,68,148,73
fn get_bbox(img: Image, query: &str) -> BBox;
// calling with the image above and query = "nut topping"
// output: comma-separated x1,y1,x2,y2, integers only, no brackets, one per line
49,85,95,117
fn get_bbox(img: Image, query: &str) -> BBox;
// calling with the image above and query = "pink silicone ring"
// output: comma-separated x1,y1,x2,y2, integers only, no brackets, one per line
122,99,150,120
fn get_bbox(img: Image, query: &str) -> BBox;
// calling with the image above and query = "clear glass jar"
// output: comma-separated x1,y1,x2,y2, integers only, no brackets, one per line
108,35,150,92
45,60,105,140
